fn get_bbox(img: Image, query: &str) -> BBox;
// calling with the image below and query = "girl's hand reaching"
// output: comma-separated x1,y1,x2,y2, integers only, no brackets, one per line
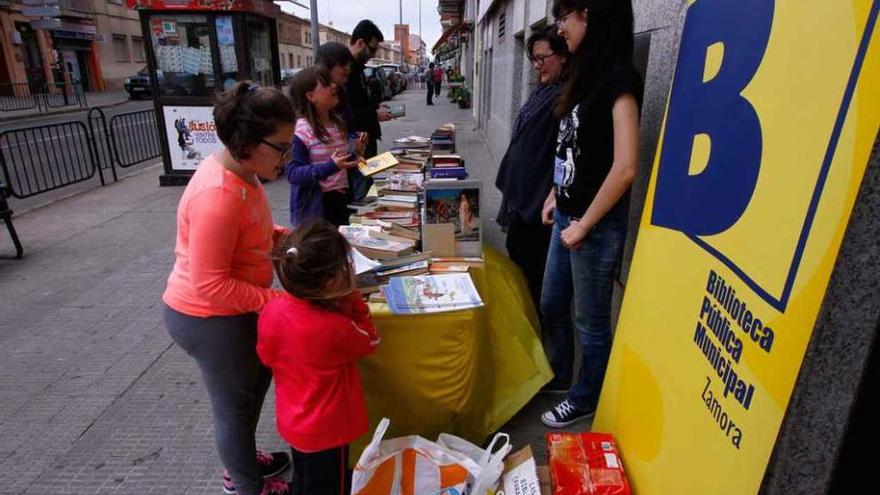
332,150,361,170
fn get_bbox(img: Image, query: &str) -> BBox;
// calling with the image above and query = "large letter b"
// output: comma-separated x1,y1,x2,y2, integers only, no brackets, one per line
652,0,774,236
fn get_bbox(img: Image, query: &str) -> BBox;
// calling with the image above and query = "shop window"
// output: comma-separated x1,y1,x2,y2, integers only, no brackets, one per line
149,14,216,97
297,54,301,67
288,53,294,68
246,16,274,86
132,36,146,63
216,16,238,89
113,34,129,62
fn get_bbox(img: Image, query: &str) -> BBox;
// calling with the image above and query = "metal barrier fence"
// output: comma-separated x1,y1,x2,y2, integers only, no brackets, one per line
43,82,88,109
0,107,162,199
0,82,88,113
0,83,41,112
108,110,161,168
0,121,104,199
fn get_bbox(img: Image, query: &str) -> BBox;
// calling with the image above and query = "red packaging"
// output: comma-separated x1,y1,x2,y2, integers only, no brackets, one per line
546,432,631,495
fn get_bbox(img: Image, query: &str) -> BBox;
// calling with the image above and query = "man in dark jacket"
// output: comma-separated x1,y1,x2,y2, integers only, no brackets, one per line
426,62,436,105
345,20,392,200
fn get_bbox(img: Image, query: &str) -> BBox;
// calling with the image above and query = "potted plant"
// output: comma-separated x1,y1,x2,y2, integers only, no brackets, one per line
457,88,471,109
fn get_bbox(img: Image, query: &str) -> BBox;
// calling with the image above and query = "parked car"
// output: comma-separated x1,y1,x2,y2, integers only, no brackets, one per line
364,65,393,102
379,64,405,94
124,66,153,99
281,68,302,84
125,66,200,98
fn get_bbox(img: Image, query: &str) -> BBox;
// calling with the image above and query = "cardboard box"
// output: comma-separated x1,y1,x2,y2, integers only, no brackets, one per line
499,446,542,495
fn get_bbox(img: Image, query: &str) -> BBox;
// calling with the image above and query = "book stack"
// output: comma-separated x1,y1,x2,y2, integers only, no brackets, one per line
393,135,431,149
380,171,424,197
430,124,456,155
341,125,487,306
356,253,431,295
382,273,485,314
395,153,428,172
429,257,485,273
338,225,414,260
429,154,467,180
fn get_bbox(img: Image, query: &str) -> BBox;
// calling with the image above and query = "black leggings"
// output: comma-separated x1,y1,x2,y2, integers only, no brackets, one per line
291,444,350,495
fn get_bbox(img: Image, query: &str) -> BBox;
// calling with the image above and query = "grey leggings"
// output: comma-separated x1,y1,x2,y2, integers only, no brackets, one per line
163,304,272,495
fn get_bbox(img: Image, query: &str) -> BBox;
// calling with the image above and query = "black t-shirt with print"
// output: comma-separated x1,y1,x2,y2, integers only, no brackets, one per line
554,63,643,218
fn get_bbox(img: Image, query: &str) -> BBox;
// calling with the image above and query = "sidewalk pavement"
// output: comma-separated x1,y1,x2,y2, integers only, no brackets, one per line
0,89,568,495
0,91,131,124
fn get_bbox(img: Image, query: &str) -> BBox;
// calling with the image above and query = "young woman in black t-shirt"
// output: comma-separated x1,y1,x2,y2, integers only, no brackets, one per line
539,0,643,428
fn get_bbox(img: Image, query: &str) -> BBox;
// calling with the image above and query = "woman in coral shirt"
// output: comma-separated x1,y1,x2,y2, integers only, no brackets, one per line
162,82,294,495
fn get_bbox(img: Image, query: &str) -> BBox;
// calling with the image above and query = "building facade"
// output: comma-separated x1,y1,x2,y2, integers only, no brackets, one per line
393,23,409,60
318,22,348,46
277,12,311,70
0,0,143,92
373,40,402,66
408,33,426,66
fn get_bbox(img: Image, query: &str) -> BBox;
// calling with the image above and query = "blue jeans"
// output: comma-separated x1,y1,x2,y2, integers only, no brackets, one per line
540,205,627,410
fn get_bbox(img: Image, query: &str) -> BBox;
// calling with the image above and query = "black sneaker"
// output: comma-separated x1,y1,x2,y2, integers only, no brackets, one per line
222,451,291,494
541,398,595,428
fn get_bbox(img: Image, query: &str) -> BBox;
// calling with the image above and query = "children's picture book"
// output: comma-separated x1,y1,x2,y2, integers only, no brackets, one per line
423,180,482,258
383,273,484,314
358,152,399,177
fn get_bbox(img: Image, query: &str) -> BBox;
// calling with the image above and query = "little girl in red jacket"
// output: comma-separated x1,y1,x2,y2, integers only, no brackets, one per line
257,219,379,495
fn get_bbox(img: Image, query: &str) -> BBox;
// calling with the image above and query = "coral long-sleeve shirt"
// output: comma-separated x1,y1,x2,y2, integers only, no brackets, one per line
257,292,379,452
163,155,285,317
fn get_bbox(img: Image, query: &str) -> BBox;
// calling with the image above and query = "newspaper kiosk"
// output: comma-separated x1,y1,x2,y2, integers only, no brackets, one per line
126,0,282,185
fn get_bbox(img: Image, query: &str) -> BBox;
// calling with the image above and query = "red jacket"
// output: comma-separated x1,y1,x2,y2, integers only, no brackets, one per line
257,291,379,452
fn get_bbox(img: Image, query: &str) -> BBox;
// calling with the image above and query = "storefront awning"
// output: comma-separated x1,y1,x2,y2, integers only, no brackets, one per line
126,0,281,17
431,21,471,55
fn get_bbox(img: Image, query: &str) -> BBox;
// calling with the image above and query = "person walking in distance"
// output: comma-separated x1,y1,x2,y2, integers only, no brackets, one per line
433,64,444,97
426,62,437,106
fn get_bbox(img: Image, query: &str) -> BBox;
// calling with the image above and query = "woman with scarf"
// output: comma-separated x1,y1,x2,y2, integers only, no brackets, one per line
495,25,569,341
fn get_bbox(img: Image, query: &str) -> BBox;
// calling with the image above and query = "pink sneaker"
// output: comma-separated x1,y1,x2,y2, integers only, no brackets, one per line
259,477,290,495
222,450,291,494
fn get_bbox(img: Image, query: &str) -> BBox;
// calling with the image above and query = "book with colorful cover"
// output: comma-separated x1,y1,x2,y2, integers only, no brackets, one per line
385,172,425,192
423,180,482,258
358,152,399,177
383,273,484,314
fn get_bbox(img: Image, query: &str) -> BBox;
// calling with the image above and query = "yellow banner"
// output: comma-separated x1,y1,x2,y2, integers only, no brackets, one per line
593,1,880,493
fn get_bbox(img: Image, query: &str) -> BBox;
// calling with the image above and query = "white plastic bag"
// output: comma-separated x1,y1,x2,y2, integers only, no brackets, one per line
352,418,484,495
437,432,512,495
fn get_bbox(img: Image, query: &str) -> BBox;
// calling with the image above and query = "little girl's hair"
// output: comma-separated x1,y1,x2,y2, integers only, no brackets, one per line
274,218,355,311
287,66,347,143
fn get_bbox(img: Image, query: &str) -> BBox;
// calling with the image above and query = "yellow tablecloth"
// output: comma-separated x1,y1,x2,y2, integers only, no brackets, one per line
352,246,553,460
